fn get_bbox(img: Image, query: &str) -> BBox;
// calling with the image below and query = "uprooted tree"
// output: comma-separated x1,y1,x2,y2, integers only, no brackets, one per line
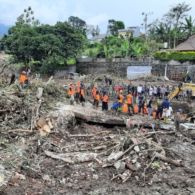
1,7,86,74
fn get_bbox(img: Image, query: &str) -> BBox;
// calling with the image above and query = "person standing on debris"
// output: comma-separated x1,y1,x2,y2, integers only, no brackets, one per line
122,101,129,113
153,86,157,97
75,85,81,104
157,86,161,98
9,73,16,85
68,84,75,105
104,75,109,85
147,97,153,117
138,94,144,114
161,97,170,123
117,90,124,111
126,91,133,115
108,78,112,86
94,91,100,109
174,109,182,131
149,86,153,97
137,84,142,95
101,92,109,111
92,86,97,98
127,81,132,93
156,99,163,120
80,87,85,106
19,71,28,88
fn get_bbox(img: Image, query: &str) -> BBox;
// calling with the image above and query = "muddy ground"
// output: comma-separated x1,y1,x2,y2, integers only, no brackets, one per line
0,54,195,194
1,114,195,195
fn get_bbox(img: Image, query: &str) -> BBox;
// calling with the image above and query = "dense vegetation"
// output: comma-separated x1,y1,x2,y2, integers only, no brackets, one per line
83,36,160,59
154,51,195,62
0,7,86,74
148,2,195,49
83,2,195,60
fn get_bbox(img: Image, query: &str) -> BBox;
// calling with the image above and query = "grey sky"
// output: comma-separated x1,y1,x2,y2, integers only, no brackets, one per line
0,0,195,32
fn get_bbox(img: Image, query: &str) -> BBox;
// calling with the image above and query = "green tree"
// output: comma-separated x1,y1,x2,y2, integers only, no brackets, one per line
68,16,87,35
182,16,195,37
2,8,86,74
91,25,100,37
107,19,125,36
165,2,191,48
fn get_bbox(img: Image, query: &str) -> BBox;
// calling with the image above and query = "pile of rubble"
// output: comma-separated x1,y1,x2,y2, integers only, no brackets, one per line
0,78,66,130
1,118,195,194
0,71,195,193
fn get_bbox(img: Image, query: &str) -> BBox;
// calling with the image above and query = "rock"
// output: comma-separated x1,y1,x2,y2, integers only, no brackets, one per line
67,182,73,188
60,178,66,184
42,174,51,182
189,130,195,139
0,165,12,191
114,161,126,171
107,151,123,162
125,160,137,171
132,158,137,164
92,174,99,180
14,172,26,180
134,145,140,153
135,162,141,169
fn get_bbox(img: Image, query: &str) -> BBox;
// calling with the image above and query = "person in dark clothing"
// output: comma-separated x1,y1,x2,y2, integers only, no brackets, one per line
157,86,161,98
108,79,112,86
127,83,132,93
9,73,16,85
156,104,163,119
161,98,170,109
102,92,109,111
138,95,144,113
79,87,85,106
147,97,153,116
104,76,109,85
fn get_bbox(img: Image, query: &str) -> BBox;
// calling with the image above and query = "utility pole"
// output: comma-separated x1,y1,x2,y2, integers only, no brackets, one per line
141,12,153,39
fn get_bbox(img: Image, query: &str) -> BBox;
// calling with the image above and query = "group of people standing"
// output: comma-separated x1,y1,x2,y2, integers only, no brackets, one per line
67,81,85,105
67,79,174,121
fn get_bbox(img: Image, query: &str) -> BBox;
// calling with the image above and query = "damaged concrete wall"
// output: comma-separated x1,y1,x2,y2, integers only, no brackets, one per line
152,60,195,81
77,58,195,82
77,59,150,77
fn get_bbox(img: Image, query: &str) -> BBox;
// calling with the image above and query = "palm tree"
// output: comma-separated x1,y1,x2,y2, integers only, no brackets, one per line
183,16,195,37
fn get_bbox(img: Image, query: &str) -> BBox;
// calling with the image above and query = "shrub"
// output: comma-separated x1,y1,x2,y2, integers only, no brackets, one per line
154,51,195,62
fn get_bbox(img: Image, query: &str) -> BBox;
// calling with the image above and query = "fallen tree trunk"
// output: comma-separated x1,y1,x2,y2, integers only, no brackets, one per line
155,152,182,167
45,150,98,164
61,105,125,126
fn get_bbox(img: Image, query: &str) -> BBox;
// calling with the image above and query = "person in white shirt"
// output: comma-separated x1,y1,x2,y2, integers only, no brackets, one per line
149,86,153,96
153,86,157,96
137,84,143,95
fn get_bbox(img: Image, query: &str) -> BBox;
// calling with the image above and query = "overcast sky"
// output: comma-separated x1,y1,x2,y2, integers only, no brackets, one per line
0,0,195,32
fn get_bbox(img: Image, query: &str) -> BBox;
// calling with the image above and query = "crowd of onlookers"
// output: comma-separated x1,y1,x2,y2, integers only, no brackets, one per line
67,76,192,124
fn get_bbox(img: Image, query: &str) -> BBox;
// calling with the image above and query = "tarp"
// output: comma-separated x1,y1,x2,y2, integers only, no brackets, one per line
127,66,152,79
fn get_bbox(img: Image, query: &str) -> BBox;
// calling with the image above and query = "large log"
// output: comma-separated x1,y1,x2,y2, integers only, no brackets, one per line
60,105,125,126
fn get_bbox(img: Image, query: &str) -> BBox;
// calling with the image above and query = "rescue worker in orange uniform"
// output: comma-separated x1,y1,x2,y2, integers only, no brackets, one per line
122,101,129,113
117,90,124,111
92,86,97,106
68,84,75,105
133,104,139,114
19,71,28,88
94,91,100,109
126,91,133,115
101,92,109,111
143,101,148,115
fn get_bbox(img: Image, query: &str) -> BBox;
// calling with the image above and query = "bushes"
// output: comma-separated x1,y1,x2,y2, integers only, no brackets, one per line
154,51,195,62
